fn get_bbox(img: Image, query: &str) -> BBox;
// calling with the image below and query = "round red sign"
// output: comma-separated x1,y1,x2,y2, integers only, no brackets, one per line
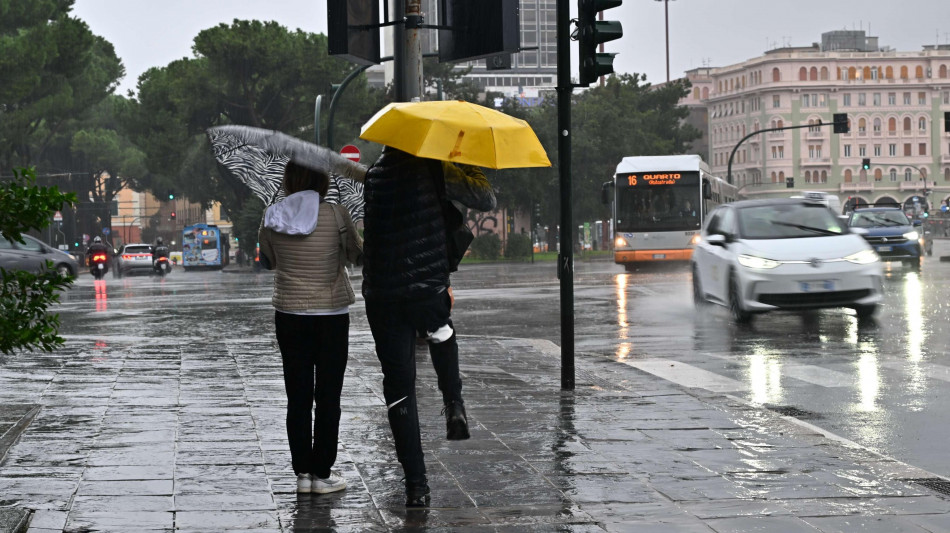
340,144,360,163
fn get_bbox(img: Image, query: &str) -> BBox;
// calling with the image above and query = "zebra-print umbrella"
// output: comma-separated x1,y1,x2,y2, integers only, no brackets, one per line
207,125,367,221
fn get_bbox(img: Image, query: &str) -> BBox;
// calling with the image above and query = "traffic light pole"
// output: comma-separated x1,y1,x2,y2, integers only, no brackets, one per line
556,0,575,391
727,121,835,185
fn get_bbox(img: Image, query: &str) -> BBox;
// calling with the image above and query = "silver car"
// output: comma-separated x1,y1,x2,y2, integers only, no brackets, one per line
0,234,79,278
115,243,155,277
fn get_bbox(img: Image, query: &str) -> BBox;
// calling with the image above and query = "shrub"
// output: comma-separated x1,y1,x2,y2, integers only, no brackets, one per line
469,233,501,260
505,233,532,260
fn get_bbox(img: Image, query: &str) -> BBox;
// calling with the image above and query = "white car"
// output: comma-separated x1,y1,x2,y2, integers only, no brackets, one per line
691,198,884,322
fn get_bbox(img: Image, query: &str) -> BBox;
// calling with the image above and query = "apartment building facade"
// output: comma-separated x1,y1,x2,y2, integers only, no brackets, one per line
703,31,950,211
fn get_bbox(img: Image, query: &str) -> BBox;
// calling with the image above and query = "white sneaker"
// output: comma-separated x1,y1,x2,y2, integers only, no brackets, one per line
311,471,347,494
296,473,312,493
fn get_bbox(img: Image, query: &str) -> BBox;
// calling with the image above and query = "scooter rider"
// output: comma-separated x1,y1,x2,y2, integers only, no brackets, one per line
86,236,111,273
152,236,170,265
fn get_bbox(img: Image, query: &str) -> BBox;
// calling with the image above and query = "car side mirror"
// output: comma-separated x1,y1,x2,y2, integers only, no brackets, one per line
705,234,727,246
912,220,922,227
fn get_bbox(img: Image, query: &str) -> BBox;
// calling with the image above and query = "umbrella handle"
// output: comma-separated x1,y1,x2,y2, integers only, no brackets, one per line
449,131,465,158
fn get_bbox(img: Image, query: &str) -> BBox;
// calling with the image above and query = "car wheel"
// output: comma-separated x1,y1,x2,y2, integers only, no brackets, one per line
692,265,707,306
728,273,752,324
854,304,877,318
55,263,72,278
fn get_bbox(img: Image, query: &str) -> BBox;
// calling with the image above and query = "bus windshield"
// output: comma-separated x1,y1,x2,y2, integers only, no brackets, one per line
615,171,701,232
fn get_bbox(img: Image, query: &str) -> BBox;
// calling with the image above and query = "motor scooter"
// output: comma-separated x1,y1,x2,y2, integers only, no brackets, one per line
90,253,109,279
153,256,172,277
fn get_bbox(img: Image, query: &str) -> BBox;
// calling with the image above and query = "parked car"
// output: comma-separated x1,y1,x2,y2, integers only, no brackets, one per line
114,243,154,277
0,234,79,278
846,207,923,271
691,198,884,323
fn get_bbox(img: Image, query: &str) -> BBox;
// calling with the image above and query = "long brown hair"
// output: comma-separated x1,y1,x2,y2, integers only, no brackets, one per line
283,161,329,196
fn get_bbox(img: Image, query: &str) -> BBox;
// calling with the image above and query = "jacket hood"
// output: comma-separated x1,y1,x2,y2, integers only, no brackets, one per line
264,190,321,235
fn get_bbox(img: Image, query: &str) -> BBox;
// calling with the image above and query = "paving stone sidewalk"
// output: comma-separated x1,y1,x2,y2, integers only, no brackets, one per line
2,332,950,532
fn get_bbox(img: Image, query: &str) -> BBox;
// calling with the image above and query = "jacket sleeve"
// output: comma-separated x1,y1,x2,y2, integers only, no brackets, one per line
258,224,276,270
442,161,497,212
343,210,364,267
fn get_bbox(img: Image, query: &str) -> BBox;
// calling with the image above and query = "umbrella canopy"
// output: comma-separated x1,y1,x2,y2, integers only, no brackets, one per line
359,101,551,169
207,125,366,221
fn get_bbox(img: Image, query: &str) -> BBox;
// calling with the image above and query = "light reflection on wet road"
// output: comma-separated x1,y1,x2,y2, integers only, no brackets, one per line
55,241,950,484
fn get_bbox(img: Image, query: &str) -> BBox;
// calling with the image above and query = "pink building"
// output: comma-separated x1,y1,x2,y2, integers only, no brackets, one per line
700,31,950,211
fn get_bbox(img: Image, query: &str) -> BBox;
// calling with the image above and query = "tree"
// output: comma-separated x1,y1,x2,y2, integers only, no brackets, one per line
125,20,386,222
0,0,124,170
0,167,76,354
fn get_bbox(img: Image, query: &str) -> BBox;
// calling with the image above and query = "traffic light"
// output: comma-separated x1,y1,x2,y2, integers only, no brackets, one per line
786,177,794,189
576,0,623,86
862,158,871,170
833,113,849,134
438,0,520,63
170,211,176,220
944,111,950,133
167,190,175,200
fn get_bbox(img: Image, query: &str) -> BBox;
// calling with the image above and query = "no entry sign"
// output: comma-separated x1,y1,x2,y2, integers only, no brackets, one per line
340,144,360,163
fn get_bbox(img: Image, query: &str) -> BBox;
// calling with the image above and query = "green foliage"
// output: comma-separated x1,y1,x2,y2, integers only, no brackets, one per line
125,19,387,212
0,167,76,354
231,196,265,252
469,233,501,260
0,1,124,170
504,233,532,260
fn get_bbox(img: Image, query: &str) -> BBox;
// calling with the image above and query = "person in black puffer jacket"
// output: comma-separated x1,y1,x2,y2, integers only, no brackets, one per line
362,147,495,507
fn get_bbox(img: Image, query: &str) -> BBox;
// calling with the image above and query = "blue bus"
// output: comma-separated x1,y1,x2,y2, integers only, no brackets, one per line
182,224,228,270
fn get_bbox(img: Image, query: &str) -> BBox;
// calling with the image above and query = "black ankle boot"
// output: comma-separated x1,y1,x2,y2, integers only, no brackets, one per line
405,477,431,507
443,401,470,440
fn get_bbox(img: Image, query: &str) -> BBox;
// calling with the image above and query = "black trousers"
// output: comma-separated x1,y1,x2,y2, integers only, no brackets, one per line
366,290,461,482
275,311,349,478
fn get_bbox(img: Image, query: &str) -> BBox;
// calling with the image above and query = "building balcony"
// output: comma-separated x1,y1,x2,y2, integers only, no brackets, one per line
801,158,831,166
840,182,875,193
942,154,950,163
899,180,935,192
806,130,824,139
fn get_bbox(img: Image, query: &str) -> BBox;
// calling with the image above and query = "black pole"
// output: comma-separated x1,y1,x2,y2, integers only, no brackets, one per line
327,65,371,151
664,0,670,82
394,0,408,102
556,0,574,391
727,121,834,185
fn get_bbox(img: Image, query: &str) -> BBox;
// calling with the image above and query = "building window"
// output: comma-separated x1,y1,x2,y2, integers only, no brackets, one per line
904,92,911,105
821,170,827,183
888,93,896,105
890,168,898,181
904,143,912,156
773,95,780,108
889,144,897,156
805,170,812,183
874,168,883,181
870,67,879,80
885,66,894,79
772,68,781,82
873,93,881,106
844,169,853,183
901,66,909,79
799,67,808,81
918,92,926,105
858,93,866,106
858,118,867,135
905,168,913,181
889,117,897,132
843,94,851,106
844,144,852,157
946,168,950,181
916,66,924,79
874,144,881,156
859,145,867,157
810,67,818,81
873,118,882,133
904,117,912,132
802,94,809,107
920,143,927,156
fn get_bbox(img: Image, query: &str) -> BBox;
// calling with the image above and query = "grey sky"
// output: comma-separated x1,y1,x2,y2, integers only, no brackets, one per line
73,0,950,96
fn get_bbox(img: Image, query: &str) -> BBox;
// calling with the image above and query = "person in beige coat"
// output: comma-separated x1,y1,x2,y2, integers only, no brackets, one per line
258,161,363,495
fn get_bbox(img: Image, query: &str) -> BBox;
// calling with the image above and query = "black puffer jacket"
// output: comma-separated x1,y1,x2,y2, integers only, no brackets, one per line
362,149,449,302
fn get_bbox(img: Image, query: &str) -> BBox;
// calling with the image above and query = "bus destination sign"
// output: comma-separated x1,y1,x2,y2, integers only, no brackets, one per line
619,172,698,187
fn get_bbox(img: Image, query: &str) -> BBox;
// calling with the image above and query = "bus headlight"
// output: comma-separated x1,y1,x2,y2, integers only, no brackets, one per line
615,236,628,248
844,249,879,264
737,254,780,269
689,234,701,245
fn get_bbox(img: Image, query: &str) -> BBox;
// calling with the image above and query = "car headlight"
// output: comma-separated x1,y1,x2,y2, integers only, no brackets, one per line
903,231,919,241
737,254,780,269
844,249,879,264
615,236,627,248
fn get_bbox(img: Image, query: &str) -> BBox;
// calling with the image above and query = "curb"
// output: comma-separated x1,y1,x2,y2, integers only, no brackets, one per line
0,508,30,533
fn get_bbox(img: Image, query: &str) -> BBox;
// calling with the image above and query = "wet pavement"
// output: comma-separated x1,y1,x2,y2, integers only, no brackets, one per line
3,267,950,531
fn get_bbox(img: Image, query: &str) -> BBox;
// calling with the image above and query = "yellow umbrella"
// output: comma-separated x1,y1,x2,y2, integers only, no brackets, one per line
359,100,551,169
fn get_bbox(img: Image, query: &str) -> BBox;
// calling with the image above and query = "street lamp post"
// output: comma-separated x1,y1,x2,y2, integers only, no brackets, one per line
654,0,675,83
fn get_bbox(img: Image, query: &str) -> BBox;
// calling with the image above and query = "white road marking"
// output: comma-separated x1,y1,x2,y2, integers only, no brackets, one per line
780,364,853,388
622,359,746,392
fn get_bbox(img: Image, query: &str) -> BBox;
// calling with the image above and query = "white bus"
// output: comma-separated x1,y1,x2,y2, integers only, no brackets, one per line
602,155,738,269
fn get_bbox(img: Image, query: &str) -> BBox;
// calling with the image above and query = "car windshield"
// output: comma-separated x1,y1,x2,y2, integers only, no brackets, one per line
737,203,844,239
123,245,152,254
849,210,910,227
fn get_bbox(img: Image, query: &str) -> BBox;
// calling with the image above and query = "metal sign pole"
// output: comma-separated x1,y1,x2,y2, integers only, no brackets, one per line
556,0,575,390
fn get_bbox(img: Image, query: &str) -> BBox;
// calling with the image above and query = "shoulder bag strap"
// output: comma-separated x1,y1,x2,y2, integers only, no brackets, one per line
328,203,348,265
